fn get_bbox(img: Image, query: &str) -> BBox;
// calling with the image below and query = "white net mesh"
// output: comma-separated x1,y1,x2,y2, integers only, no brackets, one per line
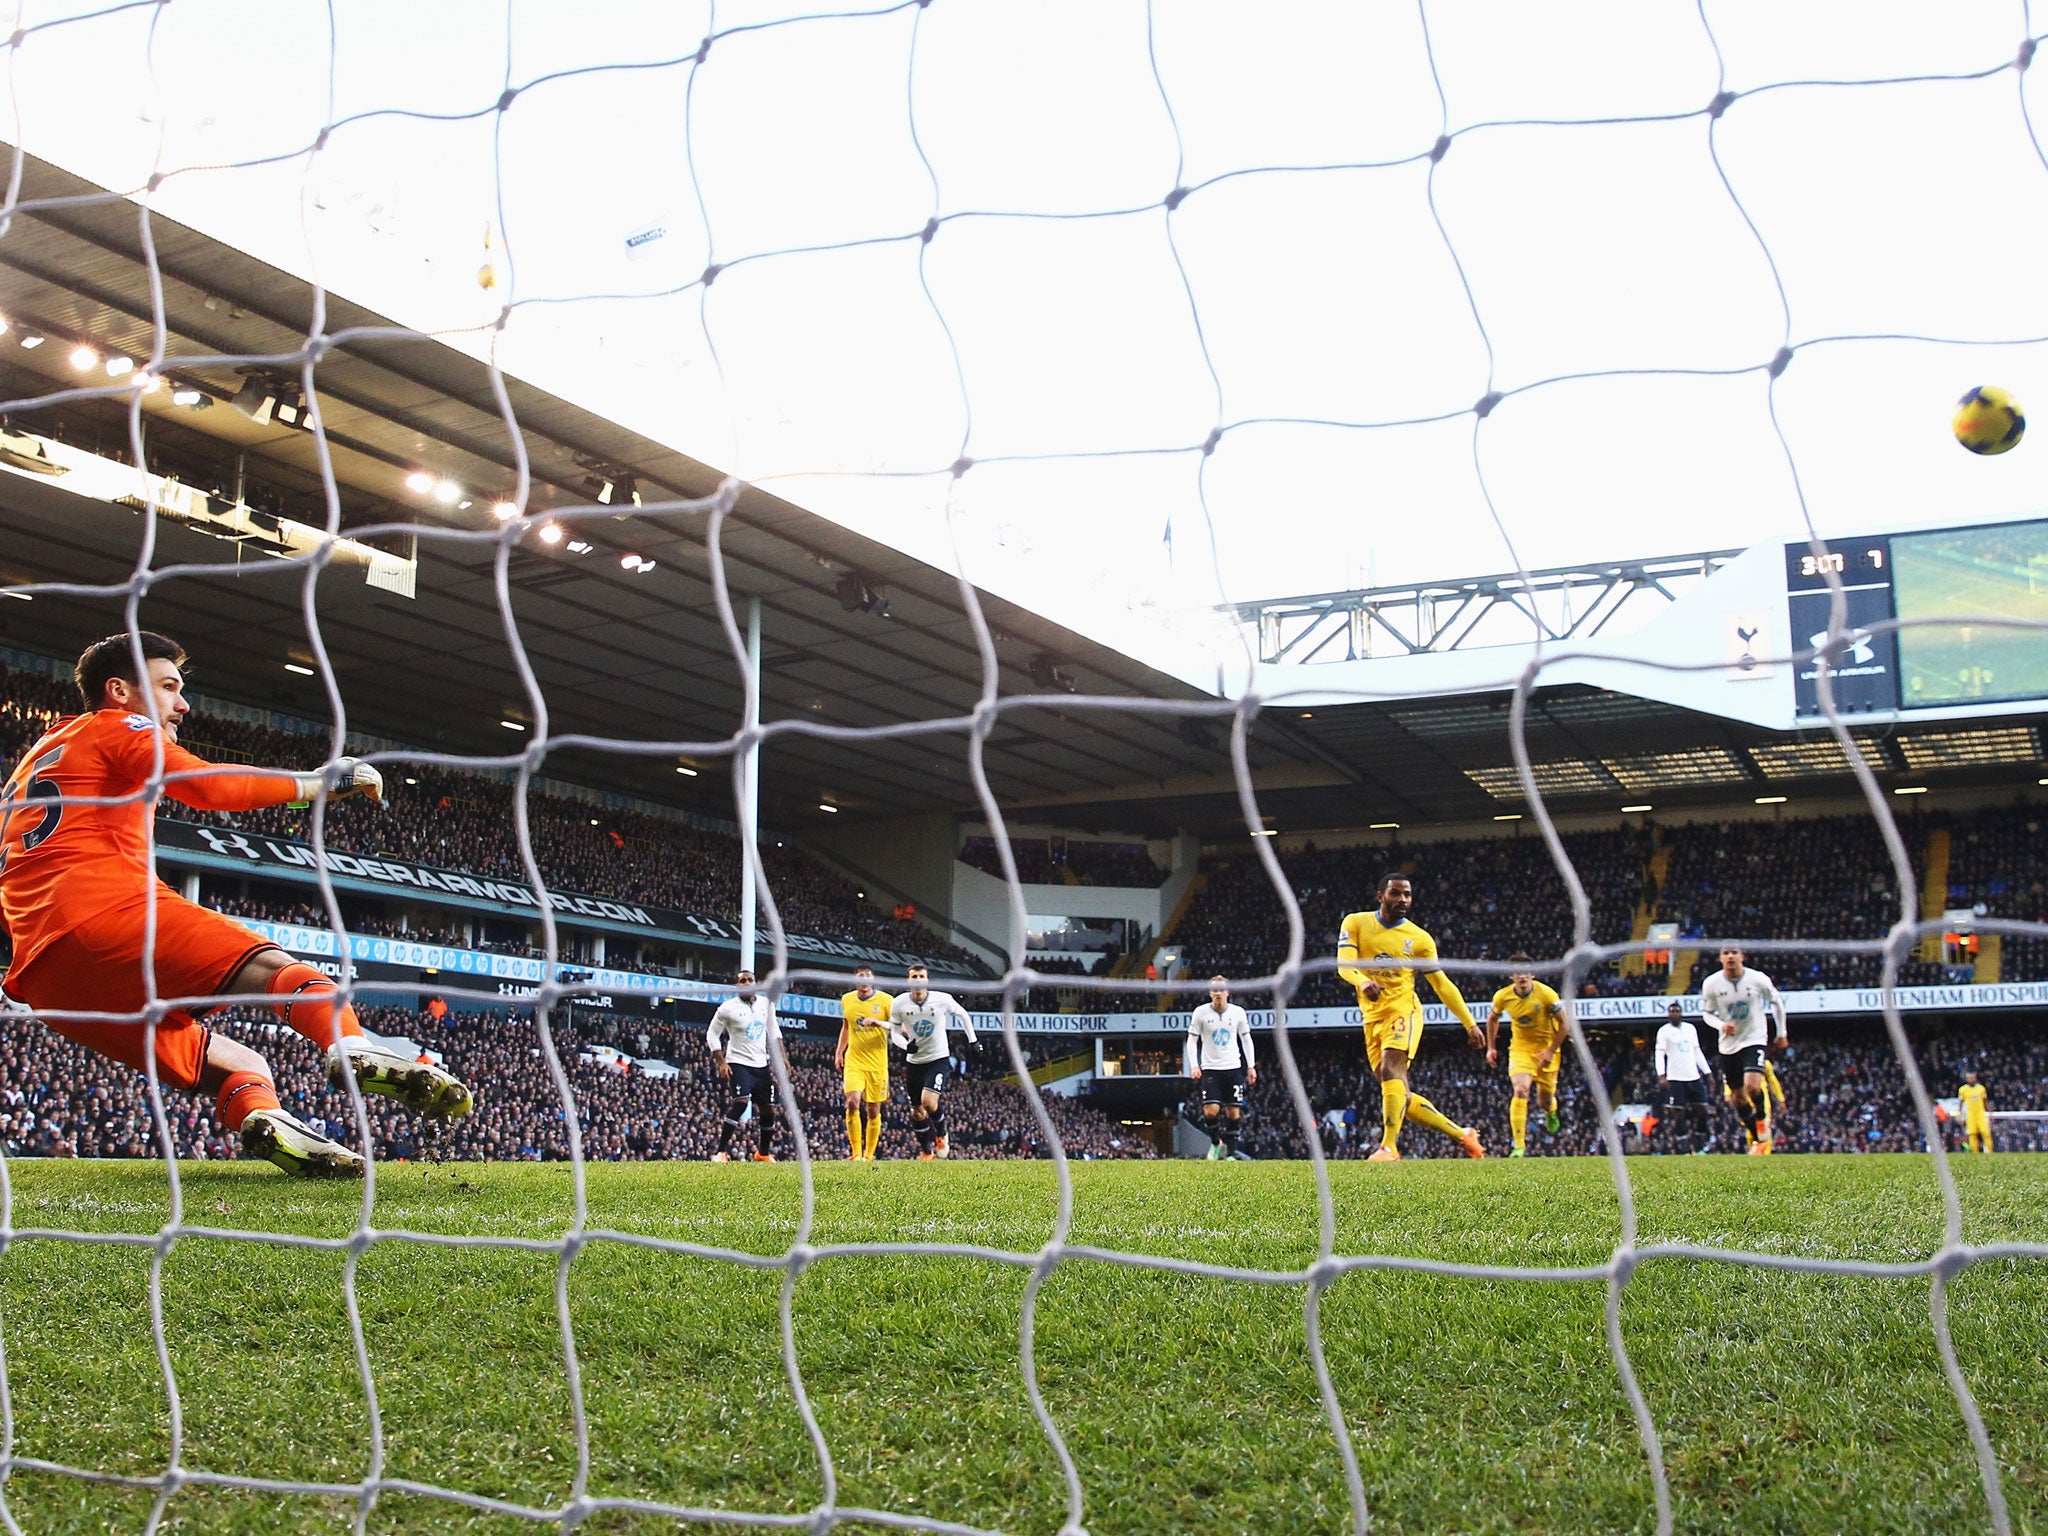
0,3,2045,1533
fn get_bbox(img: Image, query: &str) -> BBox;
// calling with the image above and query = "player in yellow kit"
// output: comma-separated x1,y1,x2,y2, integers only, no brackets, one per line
836,966,895,1160
1959,1071,1992,1154
1338,873,1486,1161
1484,956,1566,1157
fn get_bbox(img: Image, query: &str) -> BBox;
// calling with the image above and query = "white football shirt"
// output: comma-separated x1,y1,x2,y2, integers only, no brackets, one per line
1654,1020,1713,1081
889,989,977,1065
1185,1001,1255,1072
707,995,780,1069
1699,967,1783,1055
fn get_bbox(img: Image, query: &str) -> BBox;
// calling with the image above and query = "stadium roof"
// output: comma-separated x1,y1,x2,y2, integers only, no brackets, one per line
0,152,1329,830
2,153,2040,844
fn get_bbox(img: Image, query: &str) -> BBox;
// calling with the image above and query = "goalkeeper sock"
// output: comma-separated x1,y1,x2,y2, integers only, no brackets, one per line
264,961,365,1049
1763,1060,1785,1110
216,1069,279,1132
1510,1096,1529,1152
863,1112,882,1160
1379,1079,1409,1149
845,1106,864,1158
1402,1092,1461,1139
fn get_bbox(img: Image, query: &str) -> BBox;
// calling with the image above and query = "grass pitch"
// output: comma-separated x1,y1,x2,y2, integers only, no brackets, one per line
2,1154,2044,1535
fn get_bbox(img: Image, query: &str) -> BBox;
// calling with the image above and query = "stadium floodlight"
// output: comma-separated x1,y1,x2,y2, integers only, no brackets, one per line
16,333,42,348
538,522,564,544
565,539,593,554
1894,785,1929,795
1493,813,1523,821
169,387,207,407
230,376,277,424
104,355,133,377
404,470,435,494
491,500,519,520
283,662,314,676
818,802,839,813
675,764,698,776
67,344,97,370
1756,795,1789,805
500,719,526,732
1622,804,1653,812
1369,821,1399,829
0,314,9,335
431,478,463,504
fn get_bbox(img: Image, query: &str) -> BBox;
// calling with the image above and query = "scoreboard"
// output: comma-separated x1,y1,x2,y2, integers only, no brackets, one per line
1786,517,2048,719
1785,536,1898,719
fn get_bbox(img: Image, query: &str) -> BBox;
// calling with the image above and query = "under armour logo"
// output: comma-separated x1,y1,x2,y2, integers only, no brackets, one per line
195,827,262,860
1809,629,1875,666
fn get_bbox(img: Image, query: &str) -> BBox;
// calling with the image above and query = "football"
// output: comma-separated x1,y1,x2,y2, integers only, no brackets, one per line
1953,385,2025,454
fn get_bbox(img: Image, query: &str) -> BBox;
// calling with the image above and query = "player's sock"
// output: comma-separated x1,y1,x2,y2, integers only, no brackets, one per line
1379,1079,1409,1149
845,1107,864,1158
216,1069,280,1132
912,1113,936,1155
756,1109,775,1157
1402,1092,1461,1139
1220,1118,1242,1155
263,961,365,1048
719,1097,746,1154
863,1113,882,1160
1762,1060,1785,1110
1510,1096,1529,1152
931,1109,947,1143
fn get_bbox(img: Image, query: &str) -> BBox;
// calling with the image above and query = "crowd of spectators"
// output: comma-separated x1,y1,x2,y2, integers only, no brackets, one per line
0,660,986,978
959,836,1168,888
1652,815,1949,990
1228,1018,2048,1160
1171,829,1650,1009
1942,805,2048,984
0,1002,1153,1164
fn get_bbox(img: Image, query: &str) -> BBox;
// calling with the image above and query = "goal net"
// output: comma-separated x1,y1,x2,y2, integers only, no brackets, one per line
0,3,2043,1533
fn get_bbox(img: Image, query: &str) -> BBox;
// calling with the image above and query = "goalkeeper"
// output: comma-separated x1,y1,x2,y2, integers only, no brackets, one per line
0,633,472,1177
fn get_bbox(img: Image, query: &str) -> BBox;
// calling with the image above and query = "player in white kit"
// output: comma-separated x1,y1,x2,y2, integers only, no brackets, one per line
1698,947,1786,1155
1645,1000,1715,1152
1184,977,1256,1161
706,970,787,1162
888,964,978,1159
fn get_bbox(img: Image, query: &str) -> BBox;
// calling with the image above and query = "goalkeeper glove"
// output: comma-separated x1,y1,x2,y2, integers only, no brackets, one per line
295,759,384,805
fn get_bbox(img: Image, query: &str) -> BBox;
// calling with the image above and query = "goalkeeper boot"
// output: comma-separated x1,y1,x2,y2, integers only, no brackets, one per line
241,1109,363,1178
1508,1146,1527,1158
1366,1145,1402,1163
1544,1107,1562,1135
1457,1127,1486,1160
327,1038,473,1120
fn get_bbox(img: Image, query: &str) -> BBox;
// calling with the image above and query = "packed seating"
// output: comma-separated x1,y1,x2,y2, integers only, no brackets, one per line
960,835,1168,887
1172,829,1649,1008
1942,805,2048,985
0,659,987,977
0,1002,1152,1163
1235,1019,2048,1159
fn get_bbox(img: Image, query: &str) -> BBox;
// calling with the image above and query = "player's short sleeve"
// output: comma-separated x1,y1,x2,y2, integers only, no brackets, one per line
1413,929,1439,962
1489,985,1512,1012
1337,914,1362,956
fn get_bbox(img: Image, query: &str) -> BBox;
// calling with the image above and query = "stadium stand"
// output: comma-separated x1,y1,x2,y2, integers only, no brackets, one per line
0,659,987,976
959,835,1169,887
0,1003,1151,1163
1239,1021,2048,1160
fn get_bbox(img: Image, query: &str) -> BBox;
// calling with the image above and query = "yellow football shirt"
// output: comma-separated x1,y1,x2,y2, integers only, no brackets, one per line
841,988,896,1070
1337,910,1479,1033
1490,981,1564,1052
1960,1082,1989,1121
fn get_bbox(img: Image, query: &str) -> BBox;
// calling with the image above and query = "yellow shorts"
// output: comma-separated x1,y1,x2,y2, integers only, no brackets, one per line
1965,1115,1991,1140
843,1062,889,1104
1508,1040,1560,1091
1364,1008,1424,1070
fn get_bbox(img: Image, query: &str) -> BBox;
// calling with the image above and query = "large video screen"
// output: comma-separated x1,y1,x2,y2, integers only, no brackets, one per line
1892,519,2048,709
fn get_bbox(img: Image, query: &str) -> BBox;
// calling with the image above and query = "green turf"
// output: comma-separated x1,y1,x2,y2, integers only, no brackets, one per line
1,1154,2043,1534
